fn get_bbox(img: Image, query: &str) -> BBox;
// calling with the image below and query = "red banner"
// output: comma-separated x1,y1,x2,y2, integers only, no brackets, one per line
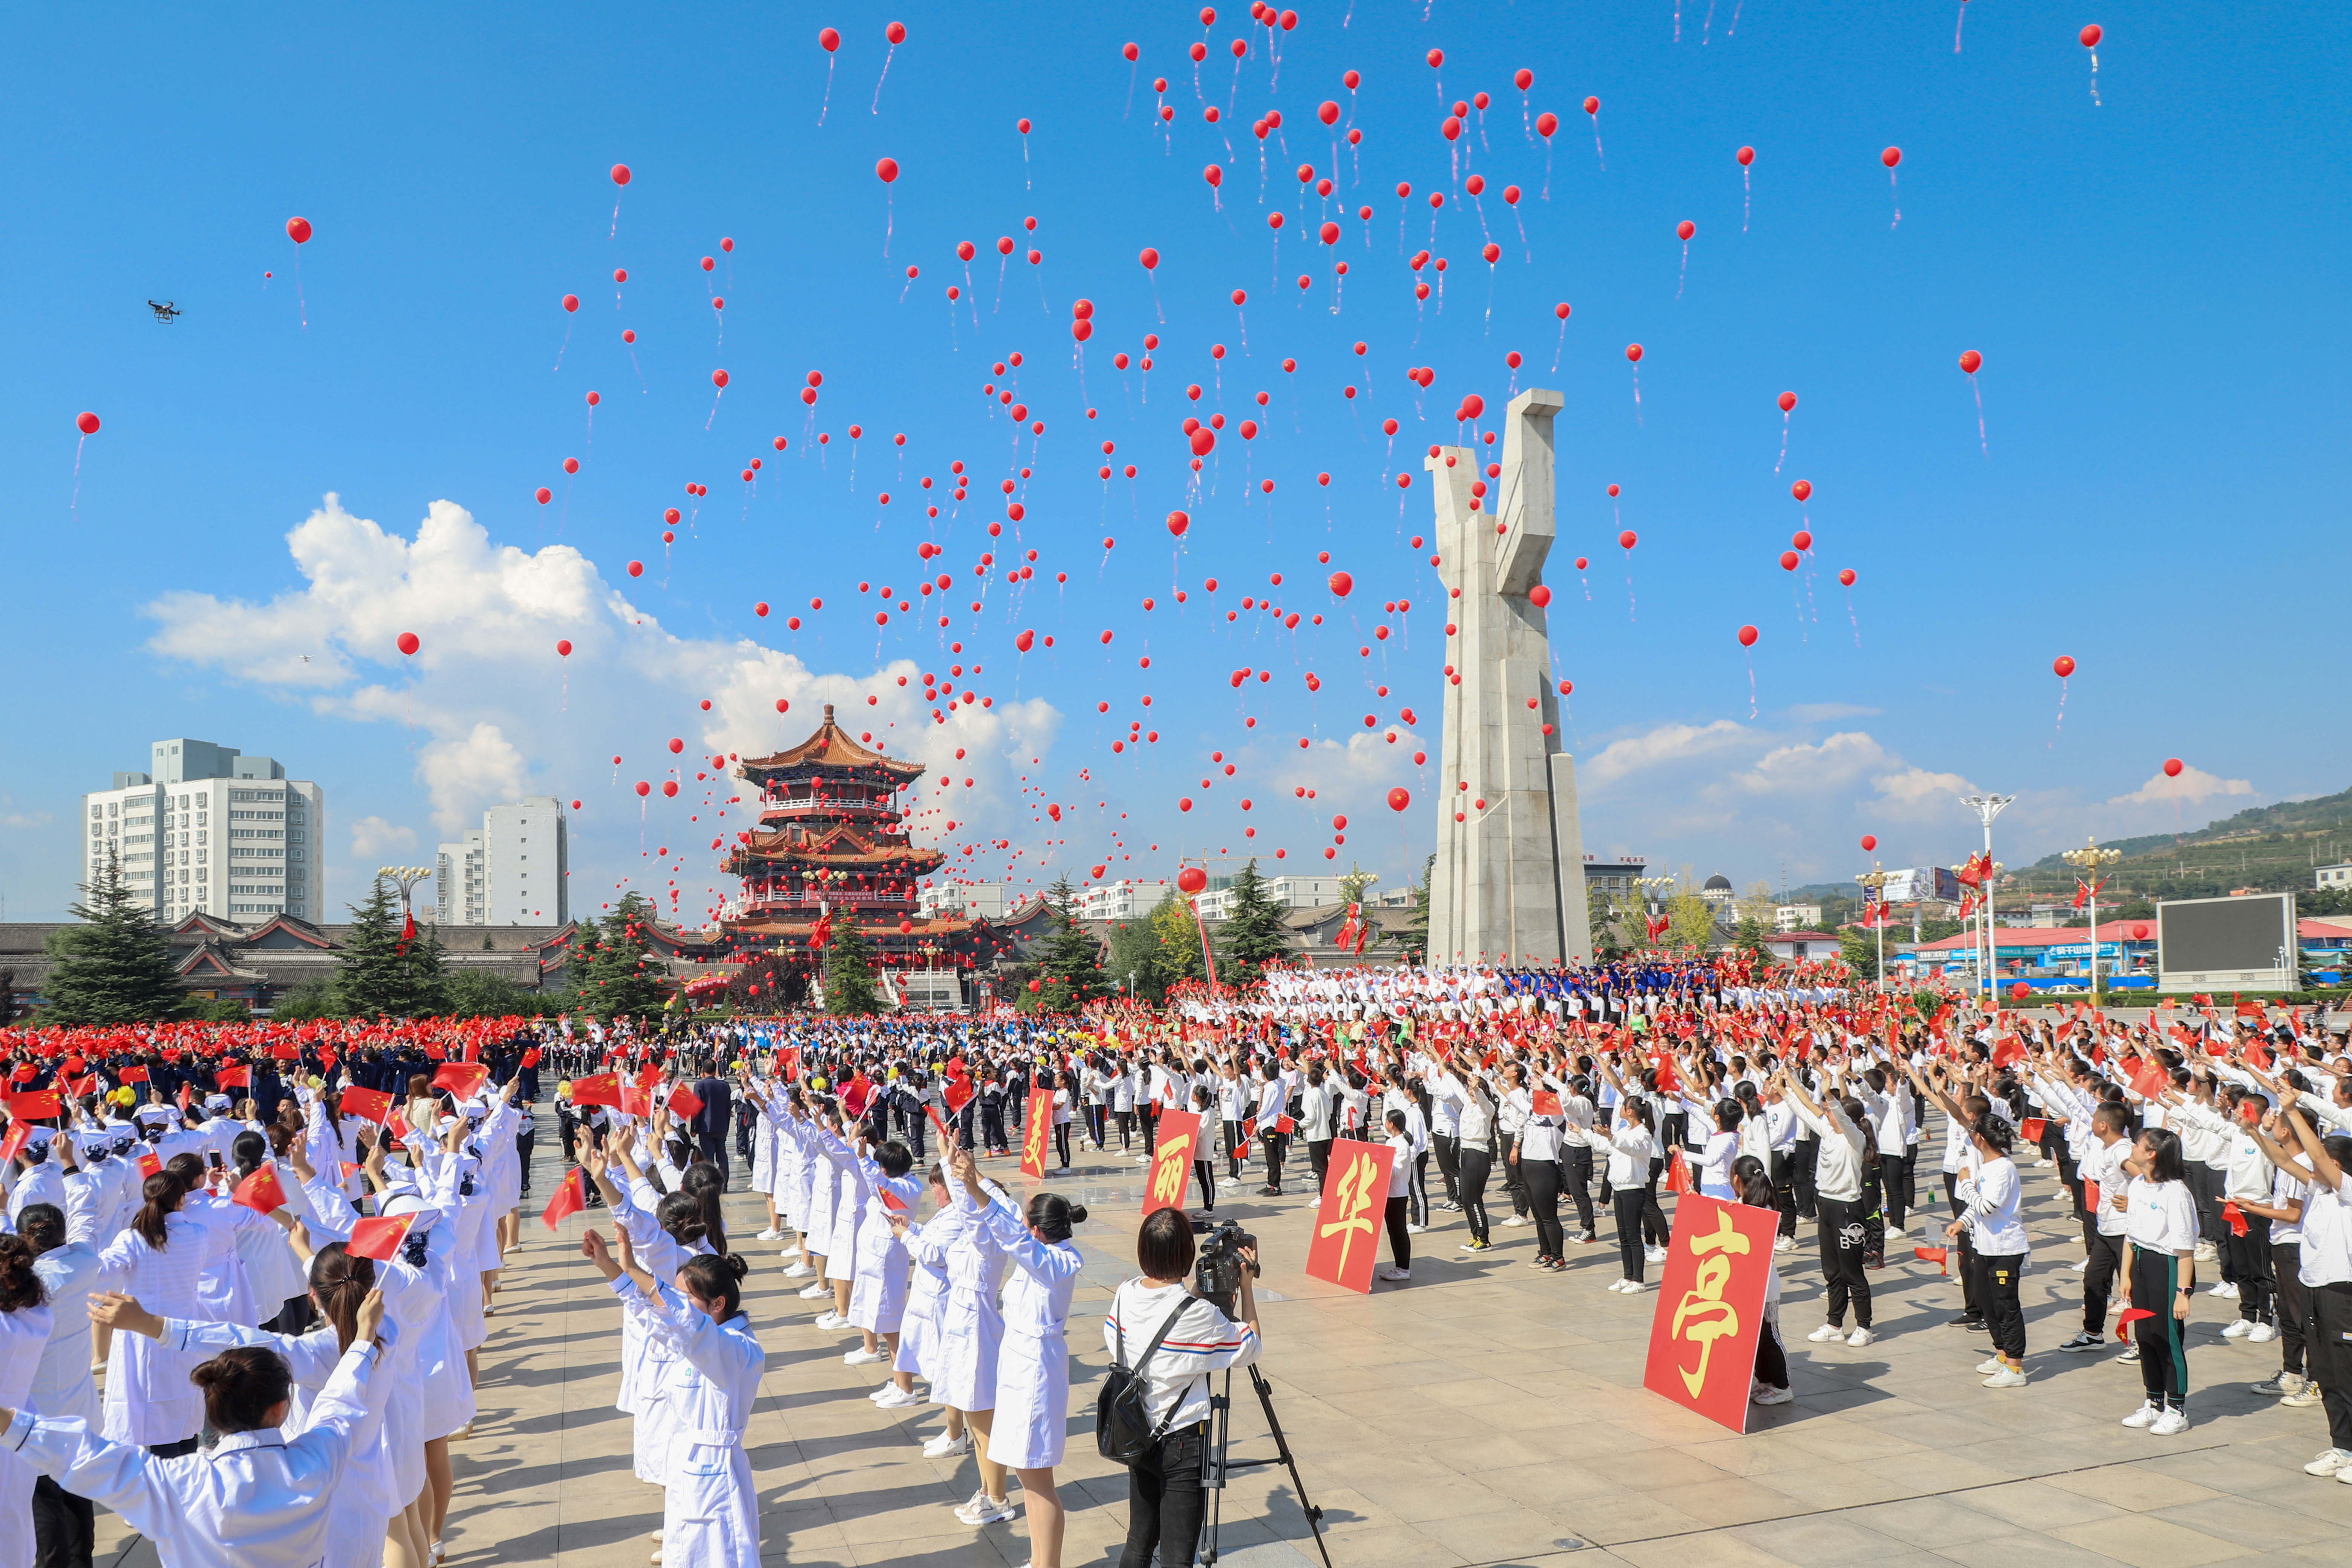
1020,1087,1055,1178
1143,1111,1203,1216
1640,1195,1780,1434
1304,1137,1397,1295
232,1164,288,1216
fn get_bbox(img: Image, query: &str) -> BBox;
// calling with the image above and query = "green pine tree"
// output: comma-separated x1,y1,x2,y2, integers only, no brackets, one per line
579,893,671,1021
40,852,188,1024
822,914,882,1016
1034,874,1107,1012
333,881,409,1019
1151,889,1209,985
1104,913,1170,1003
1216,859,1290,981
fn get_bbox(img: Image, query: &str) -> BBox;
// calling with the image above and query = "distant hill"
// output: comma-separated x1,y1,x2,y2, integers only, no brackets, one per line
2014,784,2352,900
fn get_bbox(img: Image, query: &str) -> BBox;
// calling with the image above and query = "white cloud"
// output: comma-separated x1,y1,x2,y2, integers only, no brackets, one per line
0,796,52,831
1869,766,1980,816
348,815,418,859
416,725,531,833
2107,764,2254,808
1581,720,1748,787
1728,731,1891,795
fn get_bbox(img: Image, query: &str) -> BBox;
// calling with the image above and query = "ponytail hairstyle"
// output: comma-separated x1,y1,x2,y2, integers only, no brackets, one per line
307,1242,375,1352
1972,1115,2016,1157
1730,1154,1775,1211
655,1191,709,1248
17,1203,66,1258
135,1171,187,1249
677,1251,751,1322
0,1234,47,1313
1026,1191,1088,1242
232,1131,268,1180
189,1346,294,1435
1621,1095,1656,1135
678,1161,730,1257
165,1153,205,1190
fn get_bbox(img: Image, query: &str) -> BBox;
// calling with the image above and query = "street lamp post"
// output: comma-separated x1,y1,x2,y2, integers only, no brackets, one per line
1958,793,2015,1009
2060,836,2124,1004
1855,863,1889,992
377,865,432,914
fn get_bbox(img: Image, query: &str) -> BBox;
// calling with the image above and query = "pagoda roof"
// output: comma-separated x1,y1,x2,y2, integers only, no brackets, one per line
731,821,944,868
721,913,980,939
737,704,925,781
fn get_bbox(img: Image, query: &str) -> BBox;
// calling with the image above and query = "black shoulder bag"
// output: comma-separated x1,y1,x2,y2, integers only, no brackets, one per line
1095,1289,1196,1465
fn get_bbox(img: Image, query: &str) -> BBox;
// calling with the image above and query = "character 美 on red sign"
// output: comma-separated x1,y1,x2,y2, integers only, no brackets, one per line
1144,1110,1203,1216
1020,1087,1055,1178
1304,1137,1397,1295
1640,1194,1779,1432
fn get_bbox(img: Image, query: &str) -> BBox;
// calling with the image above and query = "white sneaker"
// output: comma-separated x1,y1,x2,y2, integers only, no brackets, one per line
2207,1280,2237,1297
783,1263,815,1279
2071,1257,2089,1272
1845,1326,1875,1348
813,1311,848,1331
1976,1356,2007,1375
2120,1402,2161,1428
1621,1279,1652,1294
874,1384,925,1408
1405,1223,1427,1235
2249,1322,2277,1343
1136,1154,1154,1166
1982,1366,2029,1388
922,1432,972,1459
1807,1323,1845,1343
756,1228,783,1241
867,1383,894,1401
2149,1407,2190,1436
1773,1236,1795,1254
797,1281,829,1299
1883,1223,1904,1239
2222,1319,2252,1338
1751,1385,1794,1406
1218,1177,1242,1189
1643,1245,1668,1264
1501,1214,1531,1227
2193,1240,2217,1262
844,1347,890,1365
2303,1448,2352,1476
956,1493,1018,1525
1606,1279,1629,1292
1375,1265,1411,1282
780,1241,803,1257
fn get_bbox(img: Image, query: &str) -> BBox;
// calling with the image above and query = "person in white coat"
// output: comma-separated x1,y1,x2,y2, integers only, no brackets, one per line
841,1137,923,1375
1,1294,392,1568
928,1158,1012,1515
877,1164,958,1422
0,1236,56,1568
583,1232,765,1568
20,1204,103,1568
91,1170,239,1454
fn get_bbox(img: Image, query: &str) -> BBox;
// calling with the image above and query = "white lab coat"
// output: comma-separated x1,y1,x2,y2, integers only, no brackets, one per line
0,1304,56,1568
979,1196,1084,1471
634,1281,764,1568
928,1185,1009,1413
93,1216,236,1446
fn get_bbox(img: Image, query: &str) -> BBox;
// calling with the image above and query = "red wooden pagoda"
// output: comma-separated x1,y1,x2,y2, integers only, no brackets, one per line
718,703,983,1001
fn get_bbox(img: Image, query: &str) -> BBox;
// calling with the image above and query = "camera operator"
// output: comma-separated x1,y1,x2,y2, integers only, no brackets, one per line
1101,1210,1263,1568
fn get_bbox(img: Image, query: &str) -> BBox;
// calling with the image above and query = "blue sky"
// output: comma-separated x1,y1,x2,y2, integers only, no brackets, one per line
2,2,2345,925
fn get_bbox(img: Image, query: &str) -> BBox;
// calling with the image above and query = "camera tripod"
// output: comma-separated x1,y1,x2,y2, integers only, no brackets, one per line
1201,1361,1333,1568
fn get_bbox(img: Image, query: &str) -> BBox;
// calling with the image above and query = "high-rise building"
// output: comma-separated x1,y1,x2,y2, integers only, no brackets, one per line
80,739,325,924
436,797,568,926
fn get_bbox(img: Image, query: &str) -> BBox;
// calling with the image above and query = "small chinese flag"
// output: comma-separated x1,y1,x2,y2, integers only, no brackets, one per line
1992,1035,2027,1069
879,1185,910,1212
520,1047,541,1069
2018,1118,2047,1144
270,1042,302,1061
136,1152,162,1178
1665,1147,1694,1196
432,1063,488,1100
2127,1059,2168,1100
8,1090,62,1121
119,1066,150,1084
348,1215,416,1261
2222,1199,2248,1237
1913,1245,1949,1276
0,1124,28,1167
541,1167,586,1230
669,1084,705,1120
569,1073,622,1109
67,1075,99,1097
339,1087,396,1125
944,1078,974,1115
216,1066,252,1090
2116,1306,2155,1342
1531,1090,1563,1117
232,1164,288,1216
2086,1179,2102,1216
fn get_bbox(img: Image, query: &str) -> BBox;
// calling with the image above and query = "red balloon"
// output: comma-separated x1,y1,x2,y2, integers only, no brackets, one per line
1328,571,1353,597
2132,922,2150,940
1528,583,1552,608
1386,787,1412,813
2163,756,2184,778
2052,655,2076,678
818,27,840,51
2080,24,2102,47
1791,479,1812,502
1536,112,1558,138
1139,247,1159,271
635,781,651,797
556,640,572,657
1779,551,1800,572
1177,866,1208,894
1958,349,1983,374
1838,568,1857,587
1777,390,1796,413
711,369,729,388
662,781,679,798
1737,145,1755,166
1860,834,1877,852
285,216,312,244
875,157,899,184
628,560,644,577
1584,96,1600,115
1881,146,1902,168
1676,220,1695,241
535,487,553,505
1167,509,1190,536
611,164,631,186
1204,164,1222,188
75,411,100,435
396,632,420,657
1791,530,1813,551
1737,624,1759,647
1618,530,1637,550
1015,629,1035,652
886,20,907,44
1624,343,1643,363
570,799,582,810
562,294,579,313
1574,557,1588,570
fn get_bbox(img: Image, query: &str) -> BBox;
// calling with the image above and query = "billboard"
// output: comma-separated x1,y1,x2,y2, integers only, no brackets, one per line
1880,866,1960,904
2158,893,2298,993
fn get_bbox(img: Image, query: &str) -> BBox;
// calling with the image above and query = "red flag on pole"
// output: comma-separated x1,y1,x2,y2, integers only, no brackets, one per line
541,1167,586,1229
216,1066,252,1090
232,1164,289,1216
432,1063,489,1100
347,1214,416,1261
338,1087,396,1125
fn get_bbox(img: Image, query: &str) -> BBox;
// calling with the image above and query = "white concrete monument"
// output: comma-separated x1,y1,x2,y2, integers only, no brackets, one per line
1423,388,1593,966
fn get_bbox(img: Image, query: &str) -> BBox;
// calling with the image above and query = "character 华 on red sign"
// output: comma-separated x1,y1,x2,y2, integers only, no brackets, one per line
1304,1137,1396,1295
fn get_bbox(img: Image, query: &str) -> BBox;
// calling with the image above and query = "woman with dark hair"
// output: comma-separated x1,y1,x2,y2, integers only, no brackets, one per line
1732,1156,1793,1407
880,1162,959,1423
928,1153,1012,1518
1781,1066,1875,1348
2117,1124,2201,1433
1945,1114,2031,1387
0,1233,54,1562
90,1171,236,1453
1602,1093,1661,1291
1053,1067,1079,1169
0,1288,390,1568
228,1130,311,1334
21,1200,103,1567
581,1230,764,1568
961,1145,1087,1563
844,1139,923,1375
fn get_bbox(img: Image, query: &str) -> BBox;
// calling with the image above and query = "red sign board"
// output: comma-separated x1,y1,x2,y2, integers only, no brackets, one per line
1143,1111,1203,1216
1019,1088,1056,1178
1640,1194,1780,1434
1304,1137,1397,1295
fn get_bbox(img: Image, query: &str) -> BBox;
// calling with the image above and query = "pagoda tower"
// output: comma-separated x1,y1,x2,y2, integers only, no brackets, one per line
719,703,981,1002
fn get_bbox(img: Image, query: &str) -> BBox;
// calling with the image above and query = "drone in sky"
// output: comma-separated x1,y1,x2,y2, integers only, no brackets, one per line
147,299,181,324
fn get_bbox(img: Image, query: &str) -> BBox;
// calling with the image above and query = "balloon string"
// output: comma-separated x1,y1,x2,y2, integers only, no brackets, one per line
883,194,893,259
1743,166,1751,232
552,322,571,373
1954,3,1966,54
1889,170,1901,230
1550,317,1566,374
706,387,723,431
1746,654,1757,719
2052,678,2067,747
1673,0,1681,44
870,44,896,114
1591,117,1605,172
1729,0,1744,35
294,253,308,331
1625,569,1637,623
2090,52,2101,108
1631,368,1643,427
1847,587,1862,648
71,435,85,519
1676,242,1689,301
1775,415,1789,474
609,196,621,243
1973,378,1988,458
1701,0,1715,44
819,57,835,126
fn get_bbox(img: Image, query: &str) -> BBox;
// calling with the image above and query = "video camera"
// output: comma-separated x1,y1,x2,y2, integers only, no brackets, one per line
1192,1219,1259,1319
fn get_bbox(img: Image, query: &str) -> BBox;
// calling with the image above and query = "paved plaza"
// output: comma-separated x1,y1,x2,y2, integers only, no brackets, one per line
86,1133,2352,1567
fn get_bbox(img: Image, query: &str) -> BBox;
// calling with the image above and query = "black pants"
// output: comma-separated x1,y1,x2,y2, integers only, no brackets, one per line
1121,1422,1209,1568
1432,1132,1461,1205
1260,1130,1287,1191
1192,1159,1217,1213
1502,1139,1532,1216
2130,1247,2189,1409
698,1132,730,1185
981,1105,1008,1150
2274,1242,2308,1378
1859,1160,1885,1264
33,1475,93,1568
1055,1121,1071,1168
1768,1150,1798,1238
1385,1194,1412,1269
1612,1187,1646,1283
1308,1138,1333,1193
2310,1281,2352,1452
2228,1213,2274,1323
1979,1251,2026,1360
1752,1315,1788,1391
2187,1162,2225,1257
1561,1145,1596,1234
1793,1137,1821,1220
1456,1145,1494,1243
2083,1231,2122,1335
515,1129,536,1193
1139,1105,1158,1151
1114,1108,1135,1150
1224,1119,1247,1179
1944,1170,1982,1318
1409,1151,1432,1227
1880,1150,1910,1235
1817,1195,1873,1329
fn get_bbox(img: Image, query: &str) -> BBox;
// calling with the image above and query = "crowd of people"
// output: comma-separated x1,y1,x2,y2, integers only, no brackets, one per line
0,954,2347,1568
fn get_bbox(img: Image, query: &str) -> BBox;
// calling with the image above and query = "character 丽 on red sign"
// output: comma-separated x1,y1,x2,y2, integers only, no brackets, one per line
1640,1194,1780,1433
1303,1137,1397,1295
1142,1111,1203,1217
1019,1088,1056,1178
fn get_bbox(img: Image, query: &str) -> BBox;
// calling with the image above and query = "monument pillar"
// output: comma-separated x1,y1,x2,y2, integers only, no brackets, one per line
1424,389,1593,967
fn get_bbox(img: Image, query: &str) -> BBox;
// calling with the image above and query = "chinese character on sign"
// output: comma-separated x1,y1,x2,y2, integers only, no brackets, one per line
1639,1194,1776,1434
1142,1110,1202,1216
1670,1207,1751,1396
1303,1137,1396,1294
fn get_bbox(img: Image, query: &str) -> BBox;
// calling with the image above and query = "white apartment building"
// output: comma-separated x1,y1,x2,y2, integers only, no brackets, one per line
437,797,568,926
1077,879,1173,921
919,882,1011,920
1774,903,1824,933
82,739,325,924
